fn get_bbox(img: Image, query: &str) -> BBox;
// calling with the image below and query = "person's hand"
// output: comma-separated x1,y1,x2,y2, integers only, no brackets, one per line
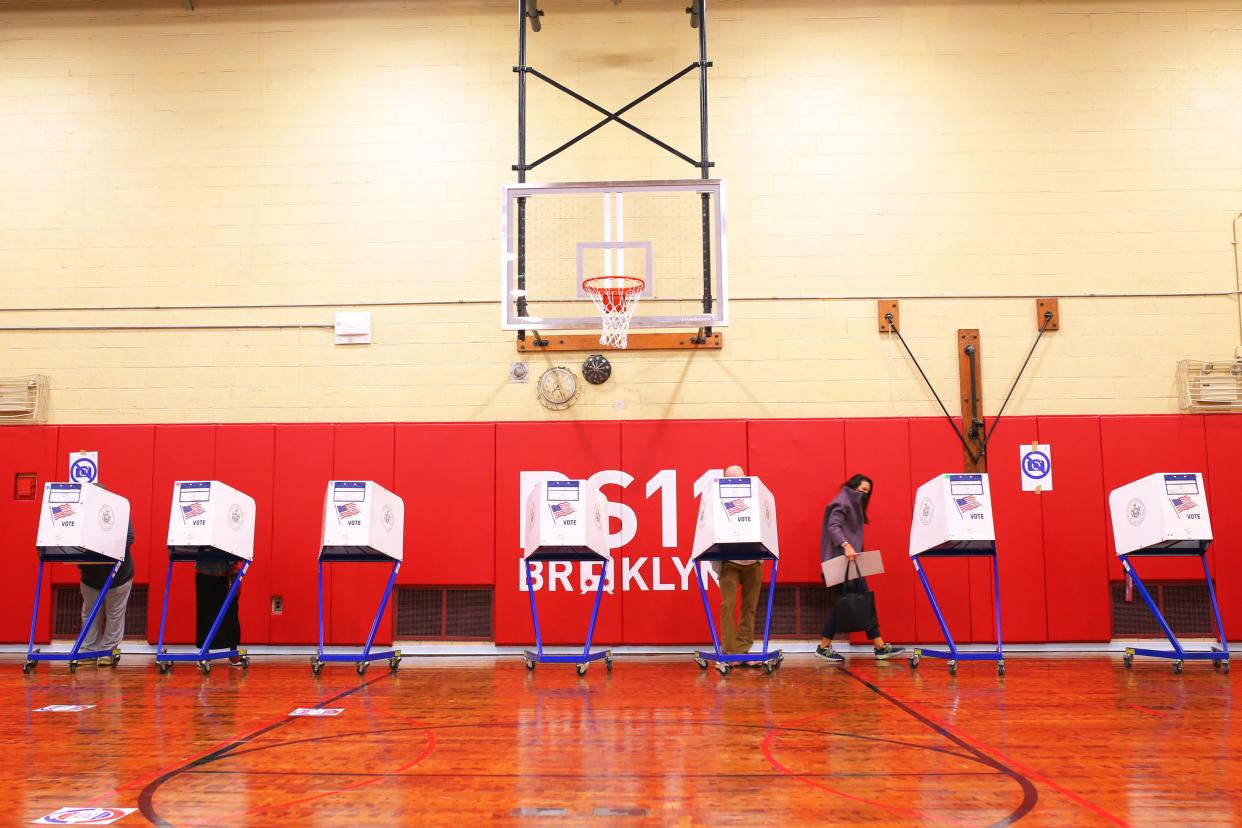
843,543,858,560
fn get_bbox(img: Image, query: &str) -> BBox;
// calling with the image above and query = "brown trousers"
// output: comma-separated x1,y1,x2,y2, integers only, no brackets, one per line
719,561,762,654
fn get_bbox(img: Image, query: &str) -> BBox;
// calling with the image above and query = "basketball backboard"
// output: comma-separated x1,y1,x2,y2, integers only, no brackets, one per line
501,179,728,333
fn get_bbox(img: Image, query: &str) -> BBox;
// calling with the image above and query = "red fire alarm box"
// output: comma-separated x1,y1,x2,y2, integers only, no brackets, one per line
15,473,38,500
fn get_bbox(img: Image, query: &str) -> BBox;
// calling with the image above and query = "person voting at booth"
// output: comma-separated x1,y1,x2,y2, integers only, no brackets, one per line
78,506,135,667
196,558,243,666
817,474,904,664
716,464,763,665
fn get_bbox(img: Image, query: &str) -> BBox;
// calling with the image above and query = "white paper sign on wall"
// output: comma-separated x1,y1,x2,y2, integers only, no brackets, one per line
1020,443,1053,492
68,452,99,484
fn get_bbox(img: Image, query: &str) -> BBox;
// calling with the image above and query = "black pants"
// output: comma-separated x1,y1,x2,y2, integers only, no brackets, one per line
195,573,241,650
821,578,881,641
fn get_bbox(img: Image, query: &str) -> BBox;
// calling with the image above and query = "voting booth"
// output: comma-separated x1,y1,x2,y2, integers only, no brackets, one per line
907,473,1006,676
689,475,783,675
25,483,131,673
521,479,613,675
312,481,406,676
1109,473,1229,673
154,481,256,674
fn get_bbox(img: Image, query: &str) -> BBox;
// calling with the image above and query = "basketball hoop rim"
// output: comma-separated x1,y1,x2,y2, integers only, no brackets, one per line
582,275,646,295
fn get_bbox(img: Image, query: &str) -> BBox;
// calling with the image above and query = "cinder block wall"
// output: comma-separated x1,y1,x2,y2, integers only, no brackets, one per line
1,0,1239,423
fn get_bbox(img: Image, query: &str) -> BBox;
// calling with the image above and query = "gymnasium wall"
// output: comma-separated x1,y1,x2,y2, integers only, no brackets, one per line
3,414,1241,647
1,0,1241,422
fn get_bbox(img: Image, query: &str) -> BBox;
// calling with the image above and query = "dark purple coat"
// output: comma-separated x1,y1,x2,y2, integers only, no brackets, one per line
821,486,866,562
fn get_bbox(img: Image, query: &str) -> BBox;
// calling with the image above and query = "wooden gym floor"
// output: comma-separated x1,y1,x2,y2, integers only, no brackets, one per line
4,653,1239,826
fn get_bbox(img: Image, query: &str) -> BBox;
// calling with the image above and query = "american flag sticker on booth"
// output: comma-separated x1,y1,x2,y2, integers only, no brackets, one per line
1170,495,1196,514
50,504,74,521
724,499,748,517
180,503,205,522
549,501,574,520
955,495,981,515
336,502,361,521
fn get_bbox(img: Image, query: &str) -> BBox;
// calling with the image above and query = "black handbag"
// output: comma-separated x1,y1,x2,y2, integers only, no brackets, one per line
833,559,877,633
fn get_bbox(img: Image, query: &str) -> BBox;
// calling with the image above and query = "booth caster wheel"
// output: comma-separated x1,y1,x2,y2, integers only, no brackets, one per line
604,651,613,673
109,653,121,669
694,655,708,670
68,660,79,674
716,662,732,676
1223,661,1231,674
389,656,401,672
775,652,784,670
575,663,588,677
947,661,957,676
198,661,211,675
356,661,369,676
997,661,1006,677
523,655,536,671
22,660,34,674
1122,652,1133,669
310,657,323,676
1173,660,1183,674
239,655,249,670
909,652,921,670
157,661,171,675
763,661,775,676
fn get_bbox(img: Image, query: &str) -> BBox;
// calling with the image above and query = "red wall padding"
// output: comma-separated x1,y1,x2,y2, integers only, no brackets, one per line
979,417,1048,643
1205,417,1242,640
147,425,216,644
269,425,334,644
329,424,396,646
620,420,747,644
393,424,495,585
215,425,276,645
3,415,1237,647
0,427,59,644
1037,416,1112,642
494,422,623,646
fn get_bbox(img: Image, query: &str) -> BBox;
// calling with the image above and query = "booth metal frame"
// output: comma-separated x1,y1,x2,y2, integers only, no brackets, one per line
155,550,250,675
909,542,1006,676
24,555,122,674
311,554,402,676
692,551,783,676
1120,540,1230,674
523,555,613,676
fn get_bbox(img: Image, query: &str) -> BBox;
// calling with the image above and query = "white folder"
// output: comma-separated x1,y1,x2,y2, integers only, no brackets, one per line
821,550,885,588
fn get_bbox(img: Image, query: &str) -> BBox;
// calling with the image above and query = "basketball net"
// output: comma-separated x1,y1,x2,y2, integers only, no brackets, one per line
583,276,644,349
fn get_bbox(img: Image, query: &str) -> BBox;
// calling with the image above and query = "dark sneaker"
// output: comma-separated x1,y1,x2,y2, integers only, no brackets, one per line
815,645,845,663
874,644,905,660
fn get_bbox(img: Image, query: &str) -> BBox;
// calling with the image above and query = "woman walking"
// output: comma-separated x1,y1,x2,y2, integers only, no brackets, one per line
816,474,904,663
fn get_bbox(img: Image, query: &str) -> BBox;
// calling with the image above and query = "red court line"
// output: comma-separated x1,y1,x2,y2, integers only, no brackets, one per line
760,711,955,824
894,696,1131,827
1126,704,1169,718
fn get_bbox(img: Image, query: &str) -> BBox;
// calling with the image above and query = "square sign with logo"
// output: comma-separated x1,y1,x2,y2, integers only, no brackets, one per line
35,705,95,713
1019,444,1053,492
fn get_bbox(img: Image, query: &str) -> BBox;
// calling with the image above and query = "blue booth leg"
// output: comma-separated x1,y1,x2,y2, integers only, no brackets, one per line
692,559,784,676
523,559,613,676
155,560,251,675
1121,554,1230,674
25,560,121,673
910,555,1004,676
